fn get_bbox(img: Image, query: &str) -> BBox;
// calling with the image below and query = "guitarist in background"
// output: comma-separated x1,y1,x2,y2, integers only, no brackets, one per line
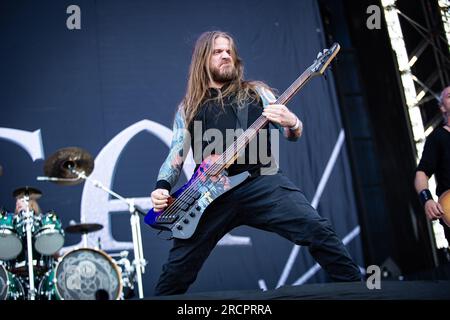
415,86,450,243
150,31,361,295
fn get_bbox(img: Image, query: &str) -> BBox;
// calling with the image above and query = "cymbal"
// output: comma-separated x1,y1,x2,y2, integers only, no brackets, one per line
65,223,103,234
44,147,94,186
13,186,42,200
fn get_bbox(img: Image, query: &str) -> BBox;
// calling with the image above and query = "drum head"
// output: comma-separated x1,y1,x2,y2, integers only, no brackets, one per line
0,232,22,260
54,248,122,300
34,230,64,255
34,211,64,255
0,213,22,260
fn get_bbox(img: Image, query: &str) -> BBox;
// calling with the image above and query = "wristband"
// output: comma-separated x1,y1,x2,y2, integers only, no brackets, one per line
419,189,433,206
289,117,300,131
155,180,171,192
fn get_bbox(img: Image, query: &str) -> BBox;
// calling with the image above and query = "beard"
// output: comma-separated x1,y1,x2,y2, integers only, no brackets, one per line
210,63,237,83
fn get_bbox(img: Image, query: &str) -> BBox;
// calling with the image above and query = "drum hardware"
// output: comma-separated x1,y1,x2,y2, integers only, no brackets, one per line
109,250,136,299
1,185,67,300
10,257,52,278
13,187,40,300
36,176,80,183
96,237,102,250
65,222,103,248
38,147,147,299
10,186,65,300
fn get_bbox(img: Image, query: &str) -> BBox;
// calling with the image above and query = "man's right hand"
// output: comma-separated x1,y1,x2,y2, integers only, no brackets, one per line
151,189,170,212
424,200,444,220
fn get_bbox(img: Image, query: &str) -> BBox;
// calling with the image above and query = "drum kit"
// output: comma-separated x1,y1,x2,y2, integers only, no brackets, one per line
0,147,146,300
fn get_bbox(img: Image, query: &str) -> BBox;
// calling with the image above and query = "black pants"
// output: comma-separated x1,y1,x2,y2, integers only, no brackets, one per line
155,172,361,295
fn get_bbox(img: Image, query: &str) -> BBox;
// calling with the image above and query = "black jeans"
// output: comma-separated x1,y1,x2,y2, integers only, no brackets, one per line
155,172,361,295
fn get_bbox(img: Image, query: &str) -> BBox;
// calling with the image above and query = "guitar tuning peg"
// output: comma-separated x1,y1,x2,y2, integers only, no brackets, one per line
317,52,323,59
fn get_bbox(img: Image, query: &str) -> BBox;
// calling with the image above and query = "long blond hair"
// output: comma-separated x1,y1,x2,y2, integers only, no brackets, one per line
15,198,41,215
182,31,270,127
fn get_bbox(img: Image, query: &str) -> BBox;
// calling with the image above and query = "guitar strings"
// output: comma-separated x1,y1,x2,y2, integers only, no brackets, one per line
158,115,268,220
157,67,317,221
158,73,310,220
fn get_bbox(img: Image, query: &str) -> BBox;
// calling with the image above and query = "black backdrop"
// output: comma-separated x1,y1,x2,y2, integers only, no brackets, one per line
0,0,364,296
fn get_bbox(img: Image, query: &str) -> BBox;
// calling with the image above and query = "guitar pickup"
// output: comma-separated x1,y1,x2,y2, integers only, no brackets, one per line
186,197,196,205
179,202,189,211
156,214,179,224
182,192,200,206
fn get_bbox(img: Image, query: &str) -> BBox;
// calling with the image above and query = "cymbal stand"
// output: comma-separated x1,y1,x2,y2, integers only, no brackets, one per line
81,231,89,248
20,194,36,300
71,168,146,299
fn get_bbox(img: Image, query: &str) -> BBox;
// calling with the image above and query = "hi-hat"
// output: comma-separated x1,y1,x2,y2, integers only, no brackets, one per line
13,186,42,200
65,223,103,234
43,147,94,186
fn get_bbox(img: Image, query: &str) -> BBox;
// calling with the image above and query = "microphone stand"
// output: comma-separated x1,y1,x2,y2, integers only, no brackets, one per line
37,170,147,299
20,195,36,300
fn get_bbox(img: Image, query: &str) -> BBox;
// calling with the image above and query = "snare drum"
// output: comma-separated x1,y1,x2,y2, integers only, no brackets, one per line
0,264,25,300
0,211,23,260
33,211,65,255
39,248,122,300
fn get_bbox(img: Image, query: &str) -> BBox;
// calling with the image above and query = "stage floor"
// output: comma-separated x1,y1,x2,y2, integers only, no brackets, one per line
148,280,450,300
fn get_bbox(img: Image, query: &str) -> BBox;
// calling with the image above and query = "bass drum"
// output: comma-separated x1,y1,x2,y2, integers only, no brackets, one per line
39,248,122,300
0,264,25,300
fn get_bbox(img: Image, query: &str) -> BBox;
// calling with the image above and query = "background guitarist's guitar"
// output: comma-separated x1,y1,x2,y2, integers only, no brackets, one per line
439,190,450,226
144,43,341,239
